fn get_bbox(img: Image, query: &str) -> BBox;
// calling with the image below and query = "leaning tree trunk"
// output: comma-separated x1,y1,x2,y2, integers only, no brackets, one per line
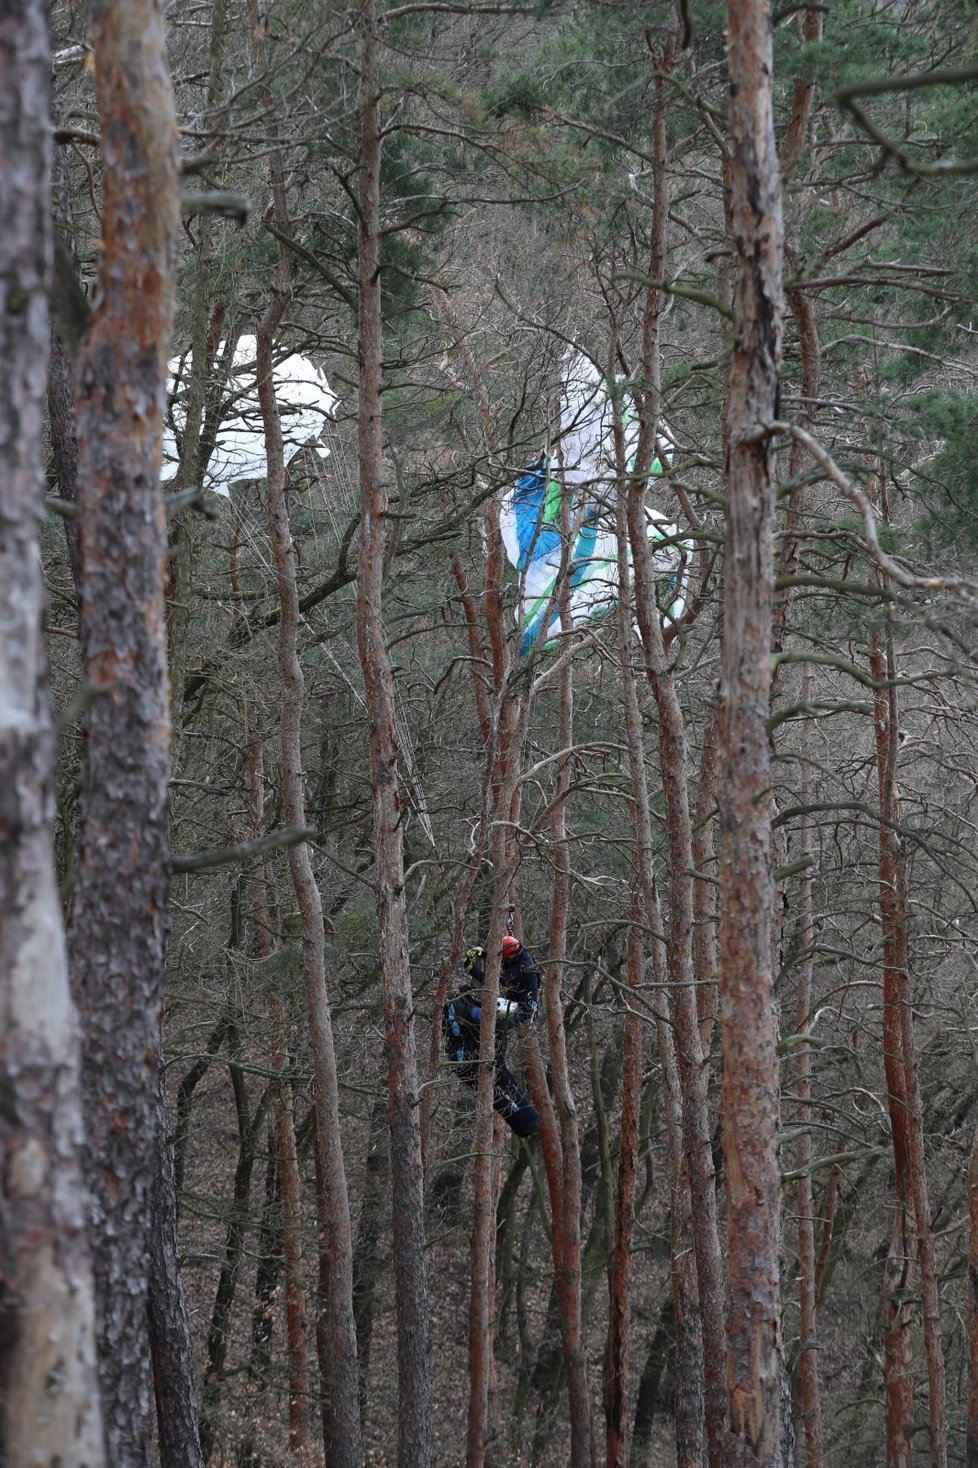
0,6,104,1461
356,4,433,1464
69,3,182,1462
719,2,786,1464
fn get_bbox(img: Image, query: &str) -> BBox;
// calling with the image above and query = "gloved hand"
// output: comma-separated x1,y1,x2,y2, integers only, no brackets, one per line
463,945,486,973
470,1005,482,1023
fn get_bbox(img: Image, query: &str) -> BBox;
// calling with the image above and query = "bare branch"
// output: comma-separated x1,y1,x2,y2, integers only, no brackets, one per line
171,826,316,875
769,420,978,604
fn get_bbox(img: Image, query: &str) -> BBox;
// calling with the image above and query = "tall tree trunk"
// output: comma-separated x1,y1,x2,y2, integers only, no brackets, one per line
614,484,704,1468
236,1134,284,1468
0,6,104,1460
883,1205,915,1468
245,8,362,1458
692,710,719,1054
467,766,520,1468
69,4,181,1460
246,733,314,1458
604,898,644,1468
624,44,725,1466
533,511,593,1468
255,250,362,1468
466,506,532,1466
356,5,433,1464
353,1088,392,1419
198,1040,271,1461
167,0,229,719
48,143,82,588
149,1079,204,1468
793,691,823,1468
871,628,946,1468
967,1120,978,1466
720,2,785,1463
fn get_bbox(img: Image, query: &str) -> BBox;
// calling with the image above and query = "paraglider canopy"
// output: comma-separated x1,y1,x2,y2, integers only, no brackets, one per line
500,351,686,655
162,334,335,495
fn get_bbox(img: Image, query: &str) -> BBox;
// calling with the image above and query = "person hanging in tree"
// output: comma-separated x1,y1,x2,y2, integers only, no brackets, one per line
443,935,540,1138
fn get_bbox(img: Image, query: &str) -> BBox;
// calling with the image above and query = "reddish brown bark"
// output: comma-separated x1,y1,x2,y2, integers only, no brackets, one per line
452,553,493,745
605,899,644,1468
356,4,433,1461
466,458,532,1468
68,4,182,1460
624,49,726,1467
772,272,820,662
871,631,946,1468
814,1166,839,1303
466,852,514,1468
871,632,915,1468
251,52,361,1453
541,503,593,1468
779,4,824,183
256,284,361,1468
719,3,785,1464
0,8,104,1460
793,697,823,1468
614,488,704,1468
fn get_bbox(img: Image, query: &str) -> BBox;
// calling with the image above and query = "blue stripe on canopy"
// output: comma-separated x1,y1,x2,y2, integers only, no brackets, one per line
512,462,562,565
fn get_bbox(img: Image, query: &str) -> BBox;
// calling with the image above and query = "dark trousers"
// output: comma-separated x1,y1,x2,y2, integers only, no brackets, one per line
455,1060,539,1138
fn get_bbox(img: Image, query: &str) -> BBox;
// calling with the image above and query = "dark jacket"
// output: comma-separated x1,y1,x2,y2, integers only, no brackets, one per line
500,944,540,1025
463,942,540,1027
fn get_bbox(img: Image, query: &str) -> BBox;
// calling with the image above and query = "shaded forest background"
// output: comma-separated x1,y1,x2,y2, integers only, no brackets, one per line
9,0,978,1465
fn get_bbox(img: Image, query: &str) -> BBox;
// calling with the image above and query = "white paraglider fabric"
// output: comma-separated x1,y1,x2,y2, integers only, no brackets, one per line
500,351,687,656
162,334,335,495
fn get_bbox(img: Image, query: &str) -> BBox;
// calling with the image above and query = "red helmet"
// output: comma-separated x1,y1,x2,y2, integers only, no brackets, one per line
501,935,520,961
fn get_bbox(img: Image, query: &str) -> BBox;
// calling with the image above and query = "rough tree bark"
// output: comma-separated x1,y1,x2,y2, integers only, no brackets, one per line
48,144,82,587
167,0,229,714
466,504,532,1467
719,2,785,1464
793,688,823,1468
623,43,726,1466
356,3,433,1463
613,481,704,1468
523,549,594,1468
604,896,643,1468
245,735,314,1458
871,623,946,1468
148,1083,204,1468
0,5,104,1460
68,3,183,1461
254,181,363,1468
